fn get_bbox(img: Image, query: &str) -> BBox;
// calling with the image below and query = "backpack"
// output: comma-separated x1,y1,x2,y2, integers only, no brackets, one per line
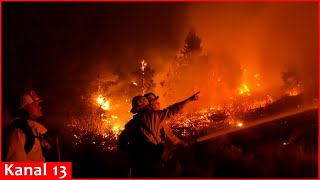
2,118,36,161
118,113,162,154
117,116,144,152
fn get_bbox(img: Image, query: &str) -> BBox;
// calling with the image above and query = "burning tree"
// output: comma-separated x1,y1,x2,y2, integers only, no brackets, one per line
129,60,156,96
63,75,125,151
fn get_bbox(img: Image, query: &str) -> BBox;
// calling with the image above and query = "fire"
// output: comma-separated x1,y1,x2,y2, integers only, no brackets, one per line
238,83,251,96
101,101,110,110
141,60,147,72
237,122,243,127
68,59,307,152
286,86,302,96
227,118,244,127
170,92,275,139
97,95,104,104
111,125,124,137
98,67,278,146
238,70,262,94
93,94,130,143
97,95,110,110
111,115,118,119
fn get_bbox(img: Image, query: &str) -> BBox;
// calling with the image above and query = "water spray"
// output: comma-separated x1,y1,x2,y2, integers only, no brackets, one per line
196,104,317,143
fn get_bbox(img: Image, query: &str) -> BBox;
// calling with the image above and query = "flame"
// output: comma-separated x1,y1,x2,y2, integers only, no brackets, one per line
97,95,104,105
97,95,110,110
111,115,118,119
141,60,147,72
101,101,110,110
237,122,243,127
112,125,120,132
112,125,124,136
238,83,251,96
69,64,305,151
286,86,302,96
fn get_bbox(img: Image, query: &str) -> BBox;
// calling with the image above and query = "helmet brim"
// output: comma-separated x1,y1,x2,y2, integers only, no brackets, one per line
130,104,148,114
150,96,159,103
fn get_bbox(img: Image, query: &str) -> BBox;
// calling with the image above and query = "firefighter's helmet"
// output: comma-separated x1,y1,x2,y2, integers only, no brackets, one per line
144,92,159,103
18,90,43,109
130,95,149,114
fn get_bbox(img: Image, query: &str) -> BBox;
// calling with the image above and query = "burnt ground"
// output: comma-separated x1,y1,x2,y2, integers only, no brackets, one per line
54,107,318,178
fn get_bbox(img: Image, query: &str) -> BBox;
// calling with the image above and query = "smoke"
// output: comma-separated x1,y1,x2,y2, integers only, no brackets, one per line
150,2,318,109
89,2,318,111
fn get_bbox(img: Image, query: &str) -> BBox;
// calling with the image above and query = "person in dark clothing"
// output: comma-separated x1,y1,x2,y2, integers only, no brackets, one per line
118,92,200,178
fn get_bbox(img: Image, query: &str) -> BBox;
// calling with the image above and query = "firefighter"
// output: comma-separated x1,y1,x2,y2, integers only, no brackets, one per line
3,90,51,162
144,92,190,176
143,92,188,147
118,91,200,178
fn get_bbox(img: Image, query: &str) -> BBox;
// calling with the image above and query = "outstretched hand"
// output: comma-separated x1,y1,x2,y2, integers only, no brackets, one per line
189,91,200,101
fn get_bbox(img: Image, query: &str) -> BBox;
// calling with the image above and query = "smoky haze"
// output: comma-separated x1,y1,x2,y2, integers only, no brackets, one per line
2,3,318,127
154,2,318,110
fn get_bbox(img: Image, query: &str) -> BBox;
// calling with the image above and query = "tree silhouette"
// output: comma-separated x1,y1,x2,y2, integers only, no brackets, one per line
162,28,204,92
182,28,202,56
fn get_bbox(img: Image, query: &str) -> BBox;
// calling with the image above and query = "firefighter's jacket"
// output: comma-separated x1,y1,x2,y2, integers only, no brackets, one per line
138,102,185,145
5,119,47,162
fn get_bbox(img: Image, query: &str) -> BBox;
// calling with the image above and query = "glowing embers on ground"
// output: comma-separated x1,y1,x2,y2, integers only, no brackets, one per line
214,95,275,116
68,94,126,151
170,95,275,139
170,111,245,139
286,84,302,96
